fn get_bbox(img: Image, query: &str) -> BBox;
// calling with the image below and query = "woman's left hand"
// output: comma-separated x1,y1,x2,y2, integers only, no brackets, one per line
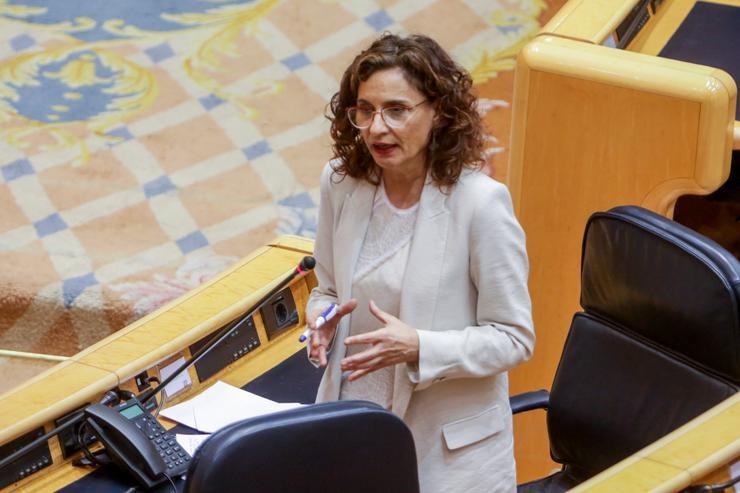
341,300,420,381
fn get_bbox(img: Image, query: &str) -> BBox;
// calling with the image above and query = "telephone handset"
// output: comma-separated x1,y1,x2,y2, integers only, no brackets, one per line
84,397,191,489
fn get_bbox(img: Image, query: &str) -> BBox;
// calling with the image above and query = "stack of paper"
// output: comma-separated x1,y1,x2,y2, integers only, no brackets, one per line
161,381,304,433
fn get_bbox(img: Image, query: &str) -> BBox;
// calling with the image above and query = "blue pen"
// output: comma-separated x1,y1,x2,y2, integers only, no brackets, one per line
299,304,339,343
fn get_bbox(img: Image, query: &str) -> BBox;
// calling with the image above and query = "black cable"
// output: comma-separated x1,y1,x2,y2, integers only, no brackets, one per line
0,389,121,470
153,385,167,419
163,471,178,493
73,421,108,468
137,255,315,406
0,415,83,470
77,422,97,467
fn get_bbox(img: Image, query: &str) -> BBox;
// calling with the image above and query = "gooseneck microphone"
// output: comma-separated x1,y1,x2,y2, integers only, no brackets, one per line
138,255,316,405
297,255,316,275
0,256,316,471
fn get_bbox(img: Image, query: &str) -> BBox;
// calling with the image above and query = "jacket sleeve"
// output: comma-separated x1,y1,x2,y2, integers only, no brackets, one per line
409,183,535,390
305,163,341,364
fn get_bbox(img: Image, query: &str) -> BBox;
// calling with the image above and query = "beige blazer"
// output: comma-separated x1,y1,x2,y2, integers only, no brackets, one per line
307,162,535,493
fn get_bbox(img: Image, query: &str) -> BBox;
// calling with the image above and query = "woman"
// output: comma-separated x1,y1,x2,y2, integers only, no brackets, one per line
305,33,534,493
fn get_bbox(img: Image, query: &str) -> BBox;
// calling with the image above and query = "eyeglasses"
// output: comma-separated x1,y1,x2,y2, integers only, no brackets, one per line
347,100,428,129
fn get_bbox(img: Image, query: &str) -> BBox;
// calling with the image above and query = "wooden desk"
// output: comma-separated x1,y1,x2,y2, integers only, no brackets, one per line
0,235,317,492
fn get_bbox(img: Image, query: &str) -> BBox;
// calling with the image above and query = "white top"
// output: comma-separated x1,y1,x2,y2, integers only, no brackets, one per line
339,182,419,409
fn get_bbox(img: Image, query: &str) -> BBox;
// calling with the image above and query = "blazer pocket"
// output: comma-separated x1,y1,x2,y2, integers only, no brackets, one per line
442,405,504,451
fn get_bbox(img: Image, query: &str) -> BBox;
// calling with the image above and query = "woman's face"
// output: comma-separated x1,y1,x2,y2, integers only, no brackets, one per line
355,67,435,179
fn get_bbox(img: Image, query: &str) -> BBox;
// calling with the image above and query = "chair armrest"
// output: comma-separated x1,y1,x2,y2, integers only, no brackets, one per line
510,390,549,414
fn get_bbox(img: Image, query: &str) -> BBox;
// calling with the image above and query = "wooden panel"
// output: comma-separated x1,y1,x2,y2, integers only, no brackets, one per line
507,35,735,481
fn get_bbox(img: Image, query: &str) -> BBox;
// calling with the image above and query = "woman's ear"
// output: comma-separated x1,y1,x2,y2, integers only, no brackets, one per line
432,114,444,130
431,102,443,128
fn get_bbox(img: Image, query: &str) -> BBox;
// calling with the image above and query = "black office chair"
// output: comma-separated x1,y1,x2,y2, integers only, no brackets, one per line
512,205,740,492
183,400,419,493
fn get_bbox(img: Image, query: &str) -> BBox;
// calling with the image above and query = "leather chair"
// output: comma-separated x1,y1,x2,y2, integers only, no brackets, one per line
183,400,419,493
513,205,740,491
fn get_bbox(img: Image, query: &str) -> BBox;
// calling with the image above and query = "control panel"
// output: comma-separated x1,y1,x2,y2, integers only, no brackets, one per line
614,0,666,48
189,315,261,382
0,427,51,489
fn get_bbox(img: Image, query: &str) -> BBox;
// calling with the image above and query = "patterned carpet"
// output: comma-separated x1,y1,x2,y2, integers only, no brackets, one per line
0,0,560,361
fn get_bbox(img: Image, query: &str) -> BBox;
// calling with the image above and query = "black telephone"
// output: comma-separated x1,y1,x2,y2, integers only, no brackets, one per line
84,397,191,489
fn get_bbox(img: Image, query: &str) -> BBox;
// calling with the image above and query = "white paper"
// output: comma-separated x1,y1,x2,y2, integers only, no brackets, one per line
160,381,304,433
176,433,211,457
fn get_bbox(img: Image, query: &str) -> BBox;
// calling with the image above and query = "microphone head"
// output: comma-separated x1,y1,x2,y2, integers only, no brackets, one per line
299,256,316,273
98,390,120,407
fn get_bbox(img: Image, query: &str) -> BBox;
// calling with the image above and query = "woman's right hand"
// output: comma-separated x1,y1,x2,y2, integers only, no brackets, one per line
308,299,357,367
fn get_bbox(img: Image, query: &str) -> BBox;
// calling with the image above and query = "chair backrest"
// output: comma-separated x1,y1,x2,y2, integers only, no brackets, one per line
546,205,740,482
183,400,420,493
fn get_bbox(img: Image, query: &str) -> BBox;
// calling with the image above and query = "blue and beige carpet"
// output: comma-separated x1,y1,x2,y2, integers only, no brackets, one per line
0,0,560,379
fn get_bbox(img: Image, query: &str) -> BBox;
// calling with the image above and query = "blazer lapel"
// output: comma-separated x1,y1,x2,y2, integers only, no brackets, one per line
393,180,450,418
334,180,376,301
322,179,376,401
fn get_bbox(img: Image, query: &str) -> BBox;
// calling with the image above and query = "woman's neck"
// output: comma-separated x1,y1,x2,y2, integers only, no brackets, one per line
382,170,425,209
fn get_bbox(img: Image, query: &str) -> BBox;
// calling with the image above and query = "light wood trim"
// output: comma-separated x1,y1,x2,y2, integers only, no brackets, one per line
75,246,305,377
509,36,735,217
573,393,740,492
576,455,691,493
268,234,315,253
626,0,740,151
692,463,734,488
72,241,276,359
0,362,117,444
540,0,640,44
546,0,740,149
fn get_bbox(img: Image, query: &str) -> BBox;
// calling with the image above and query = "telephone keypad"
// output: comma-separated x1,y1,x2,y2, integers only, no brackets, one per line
132,414,191,475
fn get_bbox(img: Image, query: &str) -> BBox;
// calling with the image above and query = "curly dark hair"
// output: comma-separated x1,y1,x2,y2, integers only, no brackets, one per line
328,33,485,188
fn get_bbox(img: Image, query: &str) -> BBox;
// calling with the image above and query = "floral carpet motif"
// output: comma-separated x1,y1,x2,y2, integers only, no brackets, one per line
0,0,558,357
